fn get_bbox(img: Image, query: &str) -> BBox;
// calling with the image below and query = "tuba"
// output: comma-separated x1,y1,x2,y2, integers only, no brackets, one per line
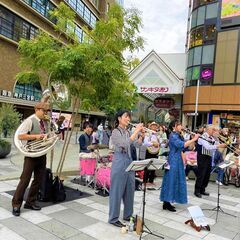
14,80,70,157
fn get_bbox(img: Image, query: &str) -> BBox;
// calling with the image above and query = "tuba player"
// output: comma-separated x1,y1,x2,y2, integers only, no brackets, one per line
12,102,50,216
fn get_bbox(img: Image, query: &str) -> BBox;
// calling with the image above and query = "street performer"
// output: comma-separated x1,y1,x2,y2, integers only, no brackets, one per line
143,121,160,186
108,110,143,228
194,124,226,198
12,102,50,216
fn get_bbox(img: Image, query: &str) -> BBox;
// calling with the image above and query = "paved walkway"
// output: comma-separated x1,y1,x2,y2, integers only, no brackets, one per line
0,135,240,240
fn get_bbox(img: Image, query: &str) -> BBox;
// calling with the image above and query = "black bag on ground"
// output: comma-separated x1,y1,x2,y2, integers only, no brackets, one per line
38,168,53,202
52,176,66,202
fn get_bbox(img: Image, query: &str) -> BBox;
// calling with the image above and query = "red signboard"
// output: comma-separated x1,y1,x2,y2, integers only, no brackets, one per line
153,97,175,108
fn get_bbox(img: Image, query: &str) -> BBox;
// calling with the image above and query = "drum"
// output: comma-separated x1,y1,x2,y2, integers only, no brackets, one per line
79,157,97,175
96,167,111,189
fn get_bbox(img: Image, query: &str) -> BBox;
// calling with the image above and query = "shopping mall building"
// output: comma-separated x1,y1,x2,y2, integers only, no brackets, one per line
183,0,240,130
0,0,121,127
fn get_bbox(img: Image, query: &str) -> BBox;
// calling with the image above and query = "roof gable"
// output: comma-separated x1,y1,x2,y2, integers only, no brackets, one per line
129,50,183,95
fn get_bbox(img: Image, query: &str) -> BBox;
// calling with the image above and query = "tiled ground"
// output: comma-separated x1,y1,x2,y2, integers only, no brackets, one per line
0,178,239,240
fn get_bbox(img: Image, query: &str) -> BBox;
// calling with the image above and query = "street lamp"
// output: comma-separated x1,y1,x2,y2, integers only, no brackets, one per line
193,79,200,131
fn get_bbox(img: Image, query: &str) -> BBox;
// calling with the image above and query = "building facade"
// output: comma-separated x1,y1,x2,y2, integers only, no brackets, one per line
129,51,185,125
183,0,240,131
0,0,116,125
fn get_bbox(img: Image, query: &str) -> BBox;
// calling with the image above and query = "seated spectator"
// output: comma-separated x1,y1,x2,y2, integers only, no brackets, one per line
184,143,198,180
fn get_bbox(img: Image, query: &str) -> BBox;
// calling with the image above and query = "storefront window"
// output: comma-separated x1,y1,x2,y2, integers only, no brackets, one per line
206,3,218,19
195,26,204,46
193,46,202,65
192,66,200,80
186,68,193,86
197,6,206,26
205,24,216,43
202,45,215,64
14,82,42,101
189,30,195,48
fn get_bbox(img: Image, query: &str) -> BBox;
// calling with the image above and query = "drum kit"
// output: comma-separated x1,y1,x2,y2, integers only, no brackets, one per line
79,151,113,194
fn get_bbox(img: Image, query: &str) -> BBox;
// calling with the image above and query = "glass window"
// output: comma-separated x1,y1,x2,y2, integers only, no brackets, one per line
77,1,85,17
191,10,197,29
0,6,38,41
205,24,216,43
192,66,200,80
84,7,91,24
202,45,215,64
189,30,195,48
197,6,205,26
90,15,97,28
206,3,218,19
15,82,42,101
69,0,77,9
186,68,193,86
32,0,46,15
188,48,194,67
0,7,13,39
193,46,202,65
75,25,83,42
194,26,204,46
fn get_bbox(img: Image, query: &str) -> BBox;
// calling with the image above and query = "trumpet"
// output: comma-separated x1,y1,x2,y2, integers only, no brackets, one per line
128,122,156,134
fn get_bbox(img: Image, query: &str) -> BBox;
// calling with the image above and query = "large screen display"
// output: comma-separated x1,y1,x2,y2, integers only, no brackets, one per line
221,0,240,27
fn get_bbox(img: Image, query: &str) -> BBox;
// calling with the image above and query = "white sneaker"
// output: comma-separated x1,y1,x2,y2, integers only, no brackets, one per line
216,180,223,186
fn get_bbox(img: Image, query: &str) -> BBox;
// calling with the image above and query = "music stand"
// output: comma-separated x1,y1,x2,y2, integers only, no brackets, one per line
126,158,166,239
203,161,236,221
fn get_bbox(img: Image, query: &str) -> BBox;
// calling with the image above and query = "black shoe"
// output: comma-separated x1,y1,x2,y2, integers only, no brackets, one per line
201,192,210,196
123,216,135,222
110,220,126,228
163,202,176,212
194,192,202,198
24,203,41,211
12,207,20,216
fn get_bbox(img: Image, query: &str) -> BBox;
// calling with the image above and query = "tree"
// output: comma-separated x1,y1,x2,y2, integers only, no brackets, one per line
0,103,22,138
16,2,144,176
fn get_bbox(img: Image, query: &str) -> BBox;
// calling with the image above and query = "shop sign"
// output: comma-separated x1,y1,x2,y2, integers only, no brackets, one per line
0,89,12,97
186,112,198,116
201,68,213,80
140,87,169,93
153,97,174,108
0,89,35,101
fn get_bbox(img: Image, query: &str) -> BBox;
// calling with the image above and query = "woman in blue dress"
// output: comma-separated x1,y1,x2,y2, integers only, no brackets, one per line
108,110,143,227
160,120,199,212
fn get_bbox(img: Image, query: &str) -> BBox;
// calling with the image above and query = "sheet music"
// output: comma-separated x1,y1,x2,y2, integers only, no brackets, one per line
187,206,208,227
217,161,234,169
125,158,167,172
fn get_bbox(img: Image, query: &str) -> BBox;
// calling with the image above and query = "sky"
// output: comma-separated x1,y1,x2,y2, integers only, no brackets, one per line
124,0,189,60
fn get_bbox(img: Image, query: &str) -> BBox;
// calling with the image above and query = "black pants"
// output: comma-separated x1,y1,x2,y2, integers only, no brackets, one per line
194,154,212,194
144,151,158,183
12,155,46,208
185,165,198,178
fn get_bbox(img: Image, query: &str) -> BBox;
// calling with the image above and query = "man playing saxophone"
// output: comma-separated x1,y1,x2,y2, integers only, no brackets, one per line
12,102,50,216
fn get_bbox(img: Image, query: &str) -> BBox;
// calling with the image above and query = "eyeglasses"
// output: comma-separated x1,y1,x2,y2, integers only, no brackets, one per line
38,108,48,114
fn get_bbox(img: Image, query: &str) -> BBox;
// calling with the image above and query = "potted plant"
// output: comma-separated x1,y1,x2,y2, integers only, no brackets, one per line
0,103,21,158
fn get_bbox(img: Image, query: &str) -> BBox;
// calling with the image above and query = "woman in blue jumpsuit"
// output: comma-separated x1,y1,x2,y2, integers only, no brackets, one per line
108,110,143,227
160,120,199,212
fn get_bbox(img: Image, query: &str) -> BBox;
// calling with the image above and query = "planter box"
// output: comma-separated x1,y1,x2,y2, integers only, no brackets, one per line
0,142,11,158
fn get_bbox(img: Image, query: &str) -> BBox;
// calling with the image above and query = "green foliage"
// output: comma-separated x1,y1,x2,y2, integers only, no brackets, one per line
0,104,22,137
0,139,11,147
16,2,144,115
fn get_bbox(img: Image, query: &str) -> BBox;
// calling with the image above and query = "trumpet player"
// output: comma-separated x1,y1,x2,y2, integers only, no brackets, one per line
12,102,50,216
